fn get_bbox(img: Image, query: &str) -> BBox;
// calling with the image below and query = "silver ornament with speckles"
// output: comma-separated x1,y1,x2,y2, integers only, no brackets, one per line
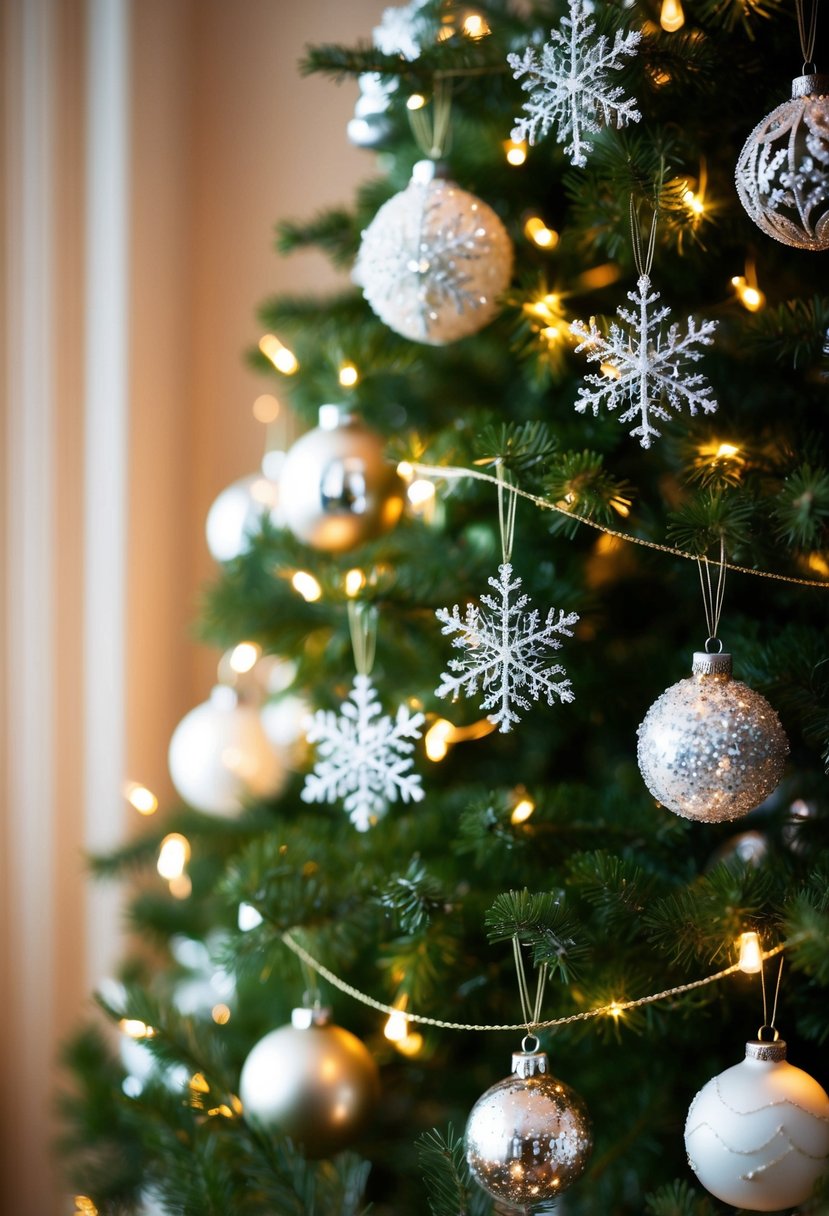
637,651,789,823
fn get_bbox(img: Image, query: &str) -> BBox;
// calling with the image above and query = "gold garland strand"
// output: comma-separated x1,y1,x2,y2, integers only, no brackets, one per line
409,462,829,590
281,930,785,1033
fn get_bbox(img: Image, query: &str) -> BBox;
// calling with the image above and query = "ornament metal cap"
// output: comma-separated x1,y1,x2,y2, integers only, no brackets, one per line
291,1005,332,1029
412,159,449,184
692,650,733,676
746,1038,787,1062
792,73,829,98
511,1047,550,1078
318,404,353,430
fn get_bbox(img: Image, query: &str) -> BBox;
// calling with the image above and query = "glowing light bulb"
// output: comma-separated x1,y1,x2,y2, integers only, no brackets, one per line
425,718,454,762
291,571,322,602
716,442,740,459
338,362,359,388
258,334,299,375
462,12,490,38
345,568,366,597
395,1030,424,1056
738,931,763,974
730,275,765,312
396,460,414,480
407,478,436,508
157,833,191,880
229,641,260,674
607,1002,624,1019
523,216,559,249
407,93,427,110
503,137,528,166
683,188,705,217
660,0,685,31
511,796,536,824
384,1009,409,1042
119,1018,155,1039
124,782,158,816
211,1003,232,1025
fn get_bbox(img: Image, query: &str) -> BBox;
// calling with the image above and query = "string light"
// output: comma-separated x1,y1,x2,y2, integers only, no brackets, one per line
407,478,437,520
384,1003,409,1042
124,781,158,816
291,570,323,602
524,216,559,249
503,137,528,166
74,1197,99,1215
607,1002,625,1020
229,642,260,674
425,718,454,762
510,792,536,824
338,361,359,387
660,0,685,32
462,12,491,38
157,833,191,881
344,568,366,597
211,1003,232,1025
396,460,414,480
119,1018,155,1039
683,187,705,217
168,873,192,900
407,93,427,110
731,264,766,312
738,931,763,974
258,334,299,375
807,552,829,578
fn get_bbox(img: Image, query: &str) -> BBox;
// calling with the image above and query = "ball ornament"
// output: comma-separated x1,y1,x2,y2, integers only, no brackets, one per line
637,650,788,823
205,466,283,563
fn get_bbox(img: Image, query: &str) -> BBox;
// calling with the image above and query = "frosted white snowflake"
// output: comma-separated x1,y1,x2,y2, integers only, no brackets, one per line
435,563,578,733
507,0,641,168
373,0,431,60
301,674,425,831
570,274,719,449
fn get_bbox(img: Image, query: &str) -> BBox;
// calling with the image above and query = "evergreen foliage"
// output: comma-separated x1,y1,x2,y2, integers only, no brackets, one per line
61,2,829,1214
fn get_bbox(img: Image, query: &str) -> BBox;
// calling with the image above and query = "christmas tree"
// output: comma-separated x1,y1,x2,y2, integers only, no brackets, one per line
61,2,829,1214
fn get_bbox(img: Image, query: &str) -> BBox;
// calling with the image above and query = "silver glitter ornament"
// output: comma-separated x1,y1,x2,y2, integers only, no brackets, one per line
637,650,789,823
465,1040,593,1206
355,160,513,346
735,74,829,251
279,406,404,552
239,1006,380,1158
685,1037,829,1211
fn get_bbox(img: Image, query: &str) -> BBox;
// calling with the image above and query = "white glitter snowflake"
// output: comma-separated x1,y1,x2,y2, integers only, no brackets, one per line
570,274,719,449
435,563,578,733
507,0,641,168
373,0,431,60
301,674,425,831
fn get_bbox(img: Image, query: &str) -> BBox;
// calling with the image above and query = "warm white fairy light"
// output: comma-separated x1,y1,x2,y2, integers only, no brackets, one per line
406,478,436,511
503,137,528,166
157,833,191,880
229,641,260,674
524,216,559,249
738,931,763,974
462,12,490,39
258,334,299,375
510,795,536,824
124,781,158,816
338,361,359,387
406,93,427,110
291,570,323,602
660,0,685,32
384,1008,409,1042
607,1002,624,1019
731,274,765,312
425,718,453,762
211,1003,232,1025
119,1018,155,1039
345,568,367,597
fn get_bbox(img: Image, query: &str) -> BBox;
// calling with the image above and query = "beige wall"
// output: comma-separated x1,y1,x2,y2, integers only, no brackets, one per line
1,1,387,1210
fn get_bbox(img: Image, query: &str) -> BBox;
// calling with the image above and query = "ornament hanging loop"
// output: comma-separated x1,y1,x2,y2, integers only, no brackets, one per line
630,196,658,279
697,534,727,650
408,75,454,160
759,953,785,1039
348,600,379,677
496,461,518,565
796,0,820,72
512,935,548,1037
521,1033,540,1054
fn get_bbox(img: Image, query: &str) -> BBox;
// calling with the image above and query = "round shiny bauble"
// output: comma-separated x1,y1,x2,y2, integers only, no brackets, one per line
239,1007,380,1158
168,685,287,816
735,74,829,251
279,407,404,552
355,160,513,345
205,463,283,563
465,1045,593,1206
685,1038,829,1211
637,651,789,823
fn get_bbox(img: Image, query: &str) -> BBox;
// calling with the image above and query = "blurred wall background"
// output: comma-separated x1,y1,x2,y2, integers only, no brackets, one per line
1,1,386,1209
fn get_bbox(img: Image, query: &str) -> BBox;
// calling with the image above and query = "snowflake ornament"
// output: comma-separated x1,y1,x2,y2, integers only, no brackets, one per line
373,0,432,60
301,674,425,831
435,563,579,733
507,0,641,168
570,274,719,448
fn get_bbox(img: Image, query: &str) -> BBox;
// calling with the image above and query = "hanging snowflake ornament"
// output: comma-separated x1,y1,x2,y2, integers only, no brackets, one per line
301,674,425,831
435,563,579,733
570,274,719,448
373,0,432,61
507,0,641,168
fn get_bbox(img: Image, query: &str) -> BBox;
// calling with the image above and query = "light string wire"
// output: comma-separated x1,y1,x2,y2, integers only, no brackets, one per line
797,0,819,70
280,929,785,1034
697,534,728,645
408,461,829,589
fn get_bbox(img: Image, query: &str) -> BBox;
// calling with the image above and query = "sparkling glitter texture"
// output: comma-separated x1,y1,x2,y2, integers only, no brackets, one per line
465,1047,593,1206
636,651,789,823
355,161,513,345
735,75,829,252
685,1039,829,1211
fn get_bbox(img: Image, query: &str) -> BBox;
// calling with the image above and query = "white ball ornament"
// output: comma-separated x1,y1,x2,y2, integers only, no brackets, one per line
168,685,287,816
685,1036,829,1211
464,1038,593,1206
637,649,789,823
205,460,284,563
355,160,513,345
239,1006,380,1158
736,73,829,251
279,406,404,552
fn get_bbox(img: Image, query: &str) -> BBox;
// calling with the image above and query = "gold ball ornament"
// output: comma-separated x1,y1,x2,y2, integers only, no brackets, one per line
355,160,513,345
685,1037,829,1211
637,650,789,823
238,1007,380,1158
735,74,829,252
465,1039,593,1206
279,406,404,552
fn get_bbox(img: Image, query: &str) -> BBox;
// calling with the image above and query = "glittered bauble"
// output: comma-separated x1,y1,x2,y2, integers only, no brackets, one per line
465,1041,593,1206
735,74,829,251
205,461,283,563
279,406,404,552
168,685,286,816
239,1007,380,1157
355,160,513,345
685,1037,829,1211
637,650,789,823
